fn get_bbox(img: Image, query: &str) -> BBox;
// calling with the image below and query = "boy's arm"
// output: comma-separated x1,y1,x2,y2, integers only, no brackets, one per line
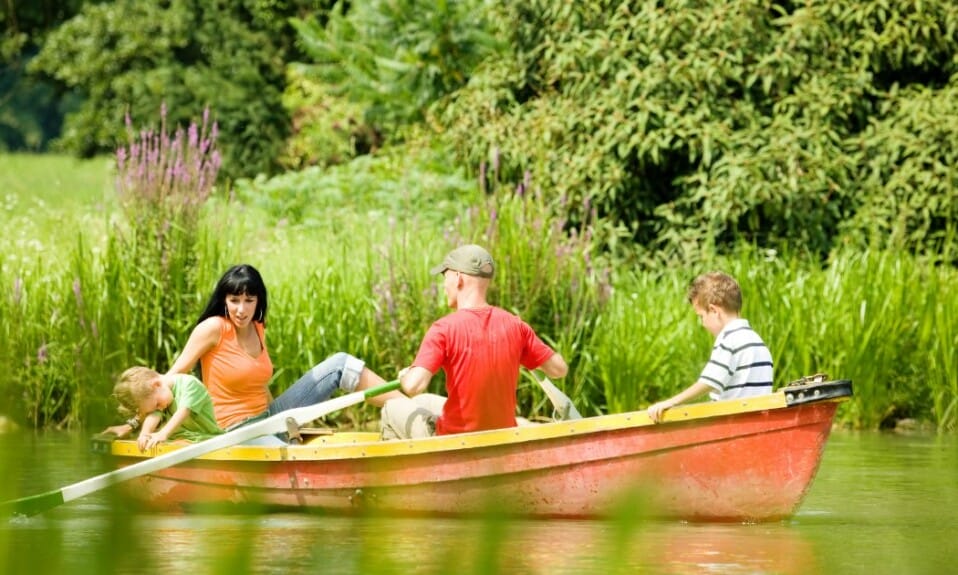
647,381,713,423
143,407,192,450
136,412,164,451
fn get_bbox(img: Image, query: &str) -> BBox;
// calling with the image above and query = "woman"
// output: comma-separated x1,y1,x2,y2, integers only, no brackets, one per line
107,264,401,437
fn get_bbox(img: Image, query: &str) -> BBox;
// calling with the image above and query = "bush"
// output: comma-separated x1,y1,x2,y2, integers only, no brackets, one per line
290,0,502,138
439,0,958,259
278,65,372,169
28,0,316,179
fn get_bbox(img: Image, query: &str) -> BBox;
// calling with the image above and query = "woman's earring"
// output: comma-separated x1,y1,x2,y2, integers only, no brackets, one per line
224,305,229,317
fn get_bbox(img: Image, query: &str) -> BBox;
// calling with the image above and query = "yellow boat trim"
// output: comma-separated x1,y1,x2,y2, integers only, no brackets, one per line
110,389,833,462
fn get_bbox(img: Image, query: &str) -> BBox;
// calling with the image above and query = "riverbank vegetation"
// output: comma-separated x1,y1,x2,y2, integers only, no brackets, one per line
1,152,956,432
2,0,957,432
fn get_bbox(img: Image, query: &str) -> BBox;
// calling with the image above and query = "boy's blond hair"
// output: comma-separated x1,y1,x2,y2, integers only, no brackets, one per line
687,271,742,313
113,366,160,417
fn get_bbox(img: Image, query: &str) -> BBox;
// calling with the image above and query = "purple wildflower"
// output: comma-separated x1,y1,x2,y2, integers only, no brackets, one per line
72,279,83,309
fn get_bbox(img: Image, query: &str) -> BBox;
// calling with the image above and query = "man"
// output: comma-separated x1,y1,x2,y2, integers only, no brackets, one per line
381,244,568,439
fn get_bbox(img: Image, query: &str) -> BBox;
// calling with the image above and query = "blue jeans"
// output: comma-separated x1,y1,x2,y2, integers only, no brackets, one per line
266,352,365,415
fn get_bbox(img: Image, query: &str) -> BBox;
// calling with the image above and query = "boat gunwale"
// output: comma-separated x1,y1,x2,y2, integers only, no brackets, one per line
108,381,850,462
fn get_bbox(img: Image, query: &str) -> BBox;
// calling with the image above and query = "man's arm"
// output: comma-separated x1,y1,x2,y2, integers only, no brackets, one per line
538,352,569,379
399,366,434,396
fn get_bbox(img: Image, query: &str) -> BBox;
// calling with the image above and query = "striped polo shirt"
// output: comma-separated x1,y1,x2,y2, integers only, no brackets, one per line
698,318,774,400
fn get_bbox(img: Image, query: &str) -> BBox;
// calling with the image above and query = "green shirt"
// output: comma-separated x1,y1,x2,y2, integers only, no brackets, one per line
155,374,224,441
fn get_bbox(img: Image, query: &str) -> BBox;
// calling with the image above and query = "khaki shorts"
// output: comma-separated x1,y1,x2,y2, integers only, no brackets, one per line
380,393,447,440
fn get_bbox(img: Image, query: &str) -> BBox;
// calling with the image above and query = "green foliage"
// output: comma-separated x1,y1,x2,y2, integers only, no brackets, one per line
0,57,65,151
278,64,372,169
28,0,311,178
0,154,114,425
593,245,958,430
591,271,702,413
3,153,958,431
235,139,472,226
439,0,958,259
0,0,89,151
844,82,958,250
109,105,223,370
291,0,502,135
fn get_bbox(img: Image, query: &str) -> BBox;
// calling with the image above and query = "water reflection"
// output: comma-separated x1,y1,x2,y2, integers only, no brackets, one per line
5,512,818,575
2,431,956,574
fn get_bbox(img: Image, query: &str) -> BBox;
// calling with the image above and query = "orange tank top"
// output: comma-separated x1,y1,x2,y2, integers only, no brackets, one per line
200,317,273,428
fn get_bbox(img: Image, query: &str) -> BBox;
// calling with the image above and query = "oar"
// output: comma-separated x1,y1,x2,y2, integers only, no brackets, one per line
2,380,400,518
528,372,582,420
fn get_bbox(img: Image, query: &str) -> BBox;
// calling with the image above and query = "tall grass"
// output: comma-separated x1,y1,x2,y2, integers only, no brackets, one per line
1,150,957,431
594,247,958,429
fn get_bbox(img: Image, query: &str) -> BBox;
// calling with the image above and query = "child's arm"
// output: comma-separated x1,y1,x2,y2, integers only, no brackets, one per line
647,381,713,423
142,406,192,450
136,412,164,451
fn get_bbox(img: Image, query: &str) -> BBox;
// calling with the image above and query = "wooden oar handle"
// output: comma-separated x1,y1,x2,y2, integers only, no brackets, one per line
363,380,400,399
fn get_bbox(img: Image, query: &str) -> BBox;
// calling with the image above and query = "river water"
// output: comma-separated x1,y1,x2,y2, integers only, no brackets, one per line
1,430,955,574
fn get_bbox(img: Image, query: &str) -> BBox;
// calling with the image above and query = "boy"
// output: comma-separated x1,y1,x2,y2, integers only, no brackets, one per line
647,271,774,422
111,366,223,451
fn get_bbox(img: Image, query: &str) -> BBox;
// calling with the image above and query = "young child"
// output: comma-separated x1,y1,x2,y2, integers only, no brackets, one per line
111,366,223,451
647,271,774,423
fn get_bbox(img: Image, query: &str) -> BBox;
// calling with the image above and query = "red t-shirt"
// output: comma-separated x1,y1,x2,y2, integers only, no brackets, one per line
412,306,556,435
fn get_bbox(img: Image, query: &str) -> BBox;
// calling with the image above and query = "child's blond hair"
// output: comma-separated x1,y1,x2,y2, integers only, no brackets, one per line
687,271,742,313
112,366,160,417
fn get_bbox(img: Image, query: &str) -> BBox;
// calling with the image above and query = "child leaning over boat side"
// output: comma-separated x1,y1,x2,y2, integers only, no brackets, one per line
646,271,774,423
110,366,223,451
102,264,403,439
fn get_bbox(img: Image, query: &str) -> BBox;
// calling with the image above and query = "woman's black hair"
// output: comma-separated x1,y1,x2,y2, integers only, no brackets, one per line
196,264,269,326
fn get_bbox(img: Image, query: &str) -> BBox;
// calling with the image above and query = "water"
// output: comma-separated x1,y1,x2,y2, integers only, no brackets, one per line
1,431,955,574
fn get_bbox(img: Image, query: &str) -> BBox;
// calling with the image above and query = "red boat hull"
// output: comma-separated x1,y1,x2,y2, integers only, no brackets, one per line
109,386,846,522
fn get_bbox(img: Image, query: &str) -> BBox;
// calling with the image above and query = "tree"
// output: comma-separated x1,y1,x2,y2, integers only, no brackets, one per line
291,0,502,140
30,0,333,178
0,0,90,150
439,0,958,259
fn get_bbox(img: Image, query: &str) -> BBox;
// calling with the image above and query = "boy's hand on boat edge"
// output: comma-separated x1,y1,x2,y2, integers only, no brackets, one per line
647,401,673,423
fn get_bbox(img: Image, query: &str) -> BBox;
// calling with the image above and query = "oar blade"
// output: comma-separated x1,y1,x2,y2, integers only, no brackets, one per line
1,379,401,517
537,376,582,420
1,489,65,518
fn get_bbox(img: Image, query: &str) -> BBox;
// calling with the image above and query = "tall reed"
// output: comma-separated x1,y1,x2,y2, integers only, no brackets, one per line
366,160,616,417
595,246,958,429
108,105,222,369
3,149,958,431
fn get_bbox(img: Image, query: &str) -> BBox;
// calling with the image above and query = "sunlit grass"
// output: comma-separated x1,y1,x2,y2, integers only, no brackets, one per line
594,247,958,429
1,151,957,431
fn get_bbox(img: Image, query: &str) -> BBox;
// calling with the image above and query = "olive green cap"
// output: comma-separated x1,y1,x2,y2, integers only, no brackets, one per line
429,244,495,278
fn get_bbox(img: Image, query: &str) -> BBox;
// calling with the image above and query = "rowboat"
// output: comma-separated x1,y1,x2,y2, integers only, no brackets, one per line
96,378,852,522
